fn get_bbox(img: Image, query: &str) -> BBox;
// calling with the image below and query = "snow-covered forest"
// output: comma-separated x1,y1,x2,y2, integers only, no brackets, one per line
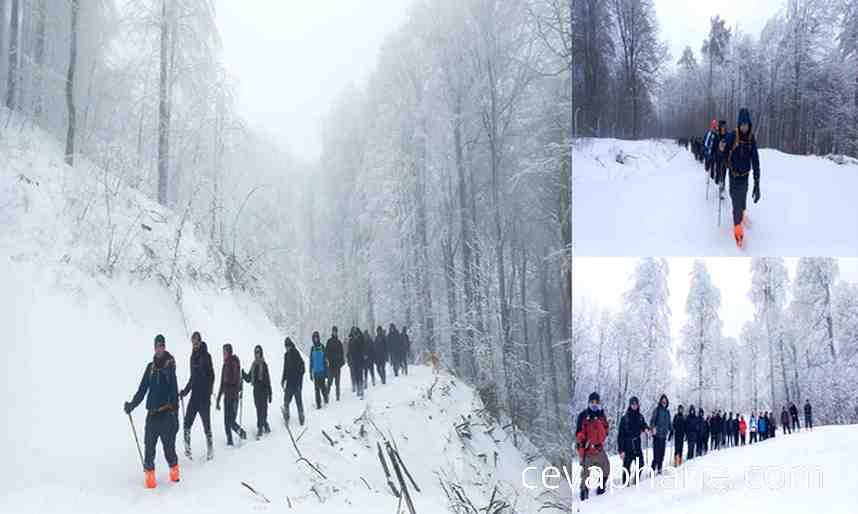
572,257,858,452
0,0,572,465
572,0,858,156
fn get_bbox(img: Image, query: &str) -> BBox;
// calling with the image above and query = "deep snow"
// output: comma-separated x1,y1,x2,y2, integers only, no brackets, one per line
572,138,858,255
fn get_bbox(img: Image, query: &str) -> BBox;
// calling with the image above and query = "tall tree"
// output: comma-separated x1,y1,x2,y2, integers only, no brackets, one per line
157,0,171,205
64,0,79,166
681,259,722,406
749,258,790,411
701,15,731,119
5,0,18,109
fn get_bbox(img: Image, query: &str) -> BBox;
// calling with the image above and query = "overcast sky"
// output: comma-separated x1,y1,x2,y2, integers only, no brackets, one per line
573,257,858,344
654,0,784,69
215,0,409,163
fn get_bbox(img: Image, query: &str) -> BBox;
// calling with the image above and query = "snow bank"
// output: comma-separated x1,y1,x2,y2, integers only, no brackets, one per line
572,138,858,255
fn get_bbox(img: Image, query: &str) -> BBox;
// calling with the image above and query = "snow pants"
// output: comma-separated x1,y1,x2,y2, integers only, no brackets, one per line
283,384,304,419
144,409,179,471
223,396,243,444
729,172,750,226
805,415,813,430
651,436,667,473
687,439,697,460
621,447,645,484
313,375,329,408
364,360,375,386
183,397,212,437
253,389,269,433
673,434,684,459
580,449,610,492
791,415,800,431
327,366,342,401
750,431,757,443
350,364,364,397
376,361,387,384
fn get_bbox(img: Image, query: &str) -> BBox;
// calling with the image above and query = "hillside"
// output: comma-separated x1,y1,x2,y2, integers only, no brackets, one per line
571,138,858,255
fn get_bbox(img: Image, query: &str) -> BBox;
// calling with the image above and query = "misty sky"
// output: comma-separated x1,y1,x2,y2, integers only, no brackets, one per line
572,257,858,344
654,0,784,68
215,0,409,162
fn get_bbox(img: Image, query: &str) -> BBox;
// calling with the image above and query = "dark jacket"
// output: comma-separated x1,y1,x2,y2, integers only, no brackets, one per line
128,351,179,414
388,328,401,360
346,332,365,370
804,402,812,419
281,347,305,389
180,341,215,403
685,412,702,442
242,348,272,402
650,395,672,439
325,336,345,369
722,108,760,181
672,412,686,440
218,353,242,402
789,404,799,419
617,408,649,454
363,332,375,363
374,333,388,364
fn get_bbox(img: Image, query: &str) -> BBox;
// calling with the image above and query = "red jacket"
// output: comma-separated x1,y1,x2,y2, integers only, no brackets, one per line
739,419,747,434
576,408,609,459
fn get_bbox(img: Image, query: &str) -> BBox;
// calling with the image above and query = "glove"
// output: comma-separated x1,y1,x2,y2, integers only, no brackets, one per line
124,401,132,414
753,182,760,203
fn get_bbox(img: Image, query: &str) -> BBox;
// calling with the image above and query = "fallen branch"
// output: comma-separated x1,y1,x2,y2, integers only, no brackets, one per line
322,429,336,447
360,476,371,490
387,442,416,514
392,445,420,492
377,442,400,498
286,421,327,479
241,481,271,503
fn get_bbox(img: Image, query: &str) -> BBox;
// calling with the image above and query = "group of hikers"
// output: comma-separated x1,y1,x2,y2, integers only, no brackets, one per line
123,324,412,488
575,392,814,502
676,107,762,249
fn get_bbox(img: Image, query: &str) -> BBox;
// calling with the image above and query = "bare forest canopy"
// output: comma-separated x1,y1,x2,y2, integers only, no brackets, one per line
0,0,572,463
573,0,858,156
572,257,858,444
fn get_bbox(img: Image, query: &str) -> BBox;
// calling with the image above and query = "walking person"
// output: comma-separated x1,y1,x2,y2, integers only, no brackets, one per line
178,331,215,461
672,405,686,466
698,409,708,456
216,343,247,445
749,412,757,444
401,326,411,376
781,407,791,435
346,327,365,399
618,396,650,485
649,394,672,474
374,326,388,385
789,402,801,431
685,406,700,461
363,329,376,387
804,400,813,430
575,392,610,501
325,326,345,401
739,415,747,445
242,345,272,439
281,337,305,426
309,331,329,409
720,107,761,249
388,323,402,377
758,412,768,441
124,334,180,488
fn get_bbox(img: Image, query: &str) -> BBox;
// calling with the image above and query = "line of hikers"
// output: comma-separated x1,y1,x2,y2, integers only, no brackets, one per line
575,392,814,501
122,324,412,488
677,108,762,249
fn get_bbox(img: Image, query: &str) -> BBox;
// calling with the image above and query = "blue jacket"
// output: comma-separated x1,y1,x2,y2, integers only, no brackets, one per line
309,342,328,378
721,108,760,181
758,416,767,434
128,351,179,413
650,395,672,439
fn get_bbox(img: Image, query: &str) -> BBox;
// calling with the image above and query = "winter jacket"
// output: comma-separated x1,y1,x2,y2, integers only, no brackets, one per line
374,333,388,364
749,416,757,433
804,402,812,419
672,412,686,440
218,353,242,402
721,108,760,181
789,404,799,420
387,329,401,361
686,413,702,442
650,395,672,439
402,331,411,361
739,418,747,435
325,336,345,369
281,347,305,389
346,333,365,370
617,408,649,454
242,349,272,402
757,416,767,434
180,341,215,403
781,410,790,426
309,342,328,378
575,406,609,458
128,351,179,414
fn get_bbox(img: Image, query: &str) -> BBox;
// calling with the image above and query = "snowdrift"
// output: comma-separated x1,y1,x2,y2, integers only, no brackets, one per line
572,138,858,255
0,117,564,513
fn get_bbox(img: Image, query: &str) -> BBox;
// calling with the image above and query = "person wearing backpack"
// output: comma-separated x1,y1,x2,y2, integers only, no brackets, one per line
749,412,757,444
241,345,272,439
325,326,345,401
575,392,610,501
672,405,686,466
649,394,672,474
758,412,768,441
618,396,650,485
281,337,306,426
719,107,761,249
309,331,329,409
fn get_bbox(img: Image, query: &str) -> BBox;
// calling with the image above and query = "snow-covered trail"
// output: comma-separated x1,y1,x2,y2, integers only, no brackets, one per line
577,425,853,514
572,138,858,255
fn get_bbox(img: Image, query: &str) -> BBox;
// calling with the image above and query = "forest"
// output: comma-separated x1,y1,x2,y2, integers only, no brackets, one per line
0,0,573,465
572,257,858,452
572,0,858,156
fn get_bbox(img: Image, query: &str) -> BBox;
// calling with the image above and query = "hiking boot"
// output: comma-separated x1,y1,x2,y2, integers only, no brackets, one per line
239,428,247,440
734,224,744,249
299,413,305,426
169,464,180,483
144,469,157,489
580,488,589,501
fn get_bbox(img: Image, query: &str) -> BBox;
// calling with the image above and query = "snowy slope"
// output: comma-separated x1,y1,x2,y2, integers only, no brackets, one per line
0,119,566,513
575,425,854,514
572,138,858,255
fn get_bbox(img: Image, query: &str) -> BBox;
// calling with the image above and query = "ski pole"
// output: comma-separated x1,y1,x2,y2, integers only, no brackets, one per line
127,413,144,469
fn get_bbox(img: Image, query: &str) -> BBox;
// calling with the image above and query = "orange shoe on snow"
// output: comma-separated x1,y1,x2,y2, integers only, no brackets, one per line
170,464,180,482
734,224,744,249
144,470,157,489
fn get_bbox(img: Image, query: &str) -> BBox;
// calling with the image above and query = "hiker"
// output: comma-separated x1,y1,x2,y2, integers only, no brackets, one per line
242,345,272,439
649,394,672,474
309,331,329,409
179,331,215,461
618,396,650,484
281,337,305,426
216,343,247,445
672,405,686,466
789,402,801,431
325,326,345,401
749,412,757,444
575,392,610,501
739,415,747,445
720,108,761,248
685,405,701,460
804,400,813,430
346,327,365,399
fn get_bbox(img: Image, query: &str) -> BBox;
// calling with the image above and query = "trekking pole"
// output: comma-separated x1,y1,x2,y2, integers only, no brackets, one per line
127,413,145,469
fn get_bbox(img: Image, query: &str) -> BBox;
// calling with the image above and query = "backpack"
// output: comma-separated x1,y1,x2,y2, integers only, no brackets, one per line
582,415,608,448
310,345,326,376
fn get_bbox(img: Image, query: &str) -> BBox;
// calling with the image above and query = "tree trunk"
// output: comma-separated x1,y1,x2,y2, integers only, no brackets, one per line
454,97,477,380
157,0,171,205
0,0,6,99
5,0,19,110
541,248,559,428
64,0,78,166
32,0,45,118
520,247,529,365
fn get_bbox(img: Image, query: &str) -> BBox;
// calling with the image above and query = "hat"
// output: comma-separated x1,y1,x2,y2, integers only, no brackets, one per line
629,396,639,406
154,334,166,346
588,391,600,403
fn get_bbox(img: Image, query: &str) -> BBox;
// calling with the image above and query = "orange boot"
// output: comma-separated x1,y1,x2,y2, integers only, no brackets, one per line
734,224,744,249
170,464,180,483
144,469,157,489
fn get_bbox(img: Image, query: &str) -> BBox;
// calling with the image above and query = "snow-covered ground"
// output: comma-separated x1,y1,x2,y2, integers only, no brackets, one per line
572,138,858,255
0,119,568,513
